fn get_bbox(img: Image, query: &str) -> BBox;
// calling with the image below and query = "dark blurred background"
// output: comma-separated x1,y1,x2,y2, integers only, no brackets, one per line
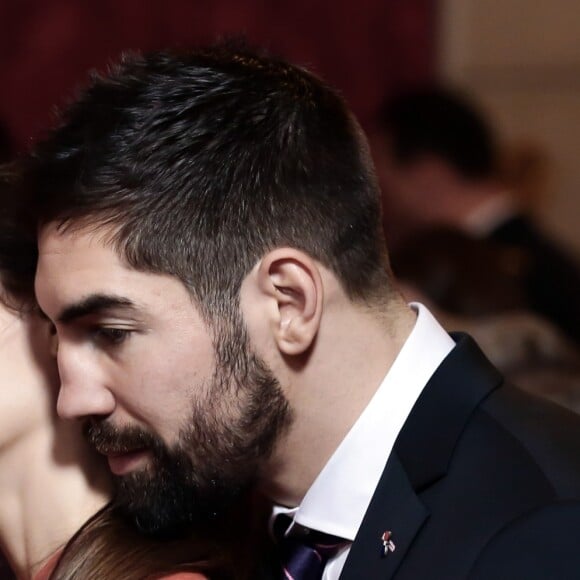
0,0,436,151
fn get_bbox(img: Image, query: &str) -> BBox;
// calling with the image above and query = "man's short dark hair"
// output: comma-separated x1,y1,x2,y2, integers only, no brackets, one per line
378,87,498,180
20,45,392,323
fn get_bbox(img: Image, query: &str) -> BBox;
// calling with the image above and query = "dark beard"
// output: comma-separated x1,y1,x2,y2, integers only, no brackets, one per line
85,420,241,537
85,341,291,537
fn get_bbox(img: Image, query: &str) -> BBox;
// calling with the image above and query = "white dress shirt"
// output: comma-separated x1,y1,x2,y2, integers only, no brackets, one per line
273,303,455,579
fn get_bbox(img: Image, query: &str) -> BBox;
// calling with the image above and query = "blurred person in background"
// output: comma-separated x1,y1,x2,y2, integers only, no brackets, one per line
0,169,267,580
373,86,580,344
394,227,580,414
11,45,580,580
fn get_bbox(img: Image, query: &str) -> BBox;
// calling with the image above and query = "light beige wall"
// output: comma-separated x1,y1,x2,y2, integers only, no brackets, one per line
440,0,580,256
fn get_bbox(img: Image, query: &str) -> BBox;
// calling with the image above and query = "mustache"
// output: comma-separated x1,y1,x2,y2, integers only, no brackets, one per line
84,420,159,455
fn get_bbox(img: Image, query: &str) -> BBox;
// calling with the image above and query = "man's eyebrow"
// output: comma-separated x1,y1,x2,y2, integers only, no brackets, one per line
57,294,138,324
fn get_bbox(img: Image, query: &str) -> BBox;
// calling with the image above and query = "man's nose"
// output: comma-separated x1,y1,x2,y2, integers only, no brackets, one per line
56,344,116,420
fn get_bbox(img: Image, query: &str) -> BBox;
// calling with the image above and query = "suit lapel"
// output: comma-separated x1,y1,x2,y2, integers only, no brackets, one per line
395,333,503,490
340,453,429,580
341,334,503,579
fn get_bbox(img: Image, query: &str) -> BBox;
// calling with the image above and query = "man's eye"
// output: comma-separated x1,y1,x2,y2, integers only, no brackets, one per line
92,327,131,346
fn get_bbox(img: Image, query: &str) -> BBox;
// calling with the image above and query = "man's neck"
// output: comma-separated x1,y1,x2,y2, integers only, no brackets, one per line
262,297,416,507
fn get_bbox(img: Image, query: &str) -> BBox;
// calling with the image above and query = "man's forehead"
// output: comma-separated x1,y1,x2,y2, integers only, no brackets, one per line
38,221,113,255
35,223,196,317
36,224,134,305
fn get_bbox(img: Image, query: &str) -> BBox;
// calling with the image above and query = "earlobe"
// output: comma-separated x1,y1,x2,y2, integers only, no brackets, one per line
258,249,323,356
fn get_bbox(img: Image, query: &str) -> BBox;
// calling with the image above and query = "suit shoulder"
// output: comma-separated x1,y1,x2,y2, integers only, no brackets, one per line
480,385,580,494
468,501,580,579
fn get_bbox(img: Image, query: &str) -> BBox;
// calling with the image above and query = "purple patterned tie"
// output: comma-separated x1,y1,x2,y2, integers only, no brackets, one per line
274,515,349,580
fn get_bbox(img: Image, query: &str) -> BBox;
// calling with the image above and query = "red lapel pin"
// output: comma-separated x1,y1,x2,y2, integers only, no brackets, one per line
381,530,396,557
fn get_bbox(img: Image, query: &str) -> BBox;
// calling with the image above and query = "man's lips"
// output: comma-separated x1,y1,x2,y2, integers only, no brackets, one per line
102,448,152,476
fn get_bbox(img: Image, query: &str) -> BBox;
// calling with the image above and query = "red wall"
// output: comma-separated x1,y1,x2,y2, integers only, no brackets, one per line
0,0,436,152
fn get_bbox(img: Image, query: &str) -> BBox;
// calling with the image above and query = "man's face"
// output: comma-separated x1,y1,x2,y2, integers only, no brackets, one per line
35,223,291,535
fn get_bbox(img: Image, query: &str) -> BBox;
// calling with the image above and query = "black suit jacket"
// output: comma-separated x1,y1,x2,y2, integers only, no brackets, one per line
341,334,580,579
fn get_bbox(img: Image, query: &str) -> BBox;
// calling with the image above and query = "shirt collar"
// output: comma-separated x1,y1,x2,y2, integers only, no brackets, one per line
281,303,454,541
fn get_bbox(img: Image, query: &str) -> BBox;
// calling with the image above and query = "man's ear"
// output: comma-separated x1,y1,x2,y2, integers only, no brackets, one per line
257,248,323,356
